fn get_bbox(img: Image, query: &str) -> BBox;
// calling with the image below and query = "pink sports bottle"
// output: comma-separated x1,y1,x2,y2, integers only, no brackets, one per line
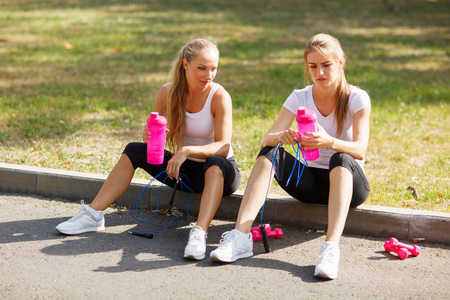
296,106,320,161
146,112,167,165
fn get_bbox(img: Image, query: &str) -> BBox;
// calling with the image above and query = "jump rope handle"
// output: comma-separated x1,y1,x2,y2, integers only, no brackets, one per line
277,147,285,181
130,232,154,239
168,179,179,206
259,224,271,253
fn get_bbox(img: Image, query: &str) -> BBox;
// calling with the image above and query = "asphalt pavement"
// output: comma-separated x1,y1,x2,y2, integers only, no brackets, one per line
1,194,449,299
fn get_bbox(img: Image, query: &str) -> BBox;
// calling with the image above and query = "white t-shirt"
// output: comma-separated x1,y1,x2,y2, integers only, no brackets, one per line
283,85,371,170
185,83,234,162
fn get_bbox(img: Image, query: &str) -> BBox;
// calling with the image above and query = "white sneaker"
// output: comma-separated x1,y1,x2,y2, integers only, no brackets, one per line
56,200,105,235
184,224,207,260
210,229,253,263
314,242,340,279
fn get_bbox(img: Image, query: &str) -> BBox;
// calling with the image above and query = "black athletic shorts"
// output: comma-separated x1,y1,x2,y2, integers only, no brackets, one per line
123,142,241,196
258,146,370,207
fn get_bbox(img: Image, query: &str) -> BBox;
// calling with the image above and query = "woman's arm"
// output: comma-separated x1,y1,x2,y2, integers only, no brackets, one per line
260,107,297,148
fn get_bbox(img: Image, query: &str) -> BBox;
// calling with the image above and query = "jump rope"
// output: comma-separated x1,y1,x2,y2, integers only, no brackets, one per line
128,170,194,239
128,141,308,252
257,140,308,252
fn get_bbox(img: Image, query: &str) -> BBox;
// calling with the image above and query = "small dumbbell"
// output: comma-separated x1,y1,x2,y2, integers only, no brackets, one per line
384,241,409,259
388,237,421,256
384,237,421,259
251,224,283,241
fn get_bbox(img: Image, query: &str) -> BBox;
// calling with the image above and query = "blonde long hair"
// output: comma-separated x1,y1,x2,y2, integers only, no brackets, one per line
164,38,219,152
303,33,350,136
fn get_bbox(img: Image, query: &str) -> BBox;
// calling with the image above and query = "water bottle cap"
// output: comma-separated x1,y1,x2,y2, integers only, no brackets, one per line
296,106,317,122
297,106,306,115
147,112,167,125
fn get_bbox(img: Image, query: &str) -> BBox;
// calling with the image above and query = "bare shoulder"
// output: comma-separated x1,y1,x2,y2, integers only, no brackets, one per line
158,82,171,96
211,85,232,106
154,82,171,113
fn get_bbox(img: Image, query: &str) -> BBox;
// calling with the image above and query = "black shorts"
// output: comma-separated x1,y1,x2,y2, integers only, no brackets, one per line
259,146,370,208
123,142,241,196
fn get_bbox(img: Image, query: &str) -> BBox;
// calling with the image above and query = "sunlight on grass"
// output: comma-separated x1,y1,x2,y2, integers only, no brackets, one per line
341,26,448,37
1,0,449,212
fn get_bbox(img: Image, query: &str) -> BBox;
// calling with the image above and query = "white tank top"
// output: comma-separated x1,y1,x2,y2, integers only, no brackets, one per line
184,83,234,162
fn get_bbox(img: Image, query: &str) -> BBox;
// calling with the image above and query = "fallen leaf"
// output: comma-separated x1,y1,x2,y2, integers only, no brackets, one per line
412,238,425,243
157,208,169,215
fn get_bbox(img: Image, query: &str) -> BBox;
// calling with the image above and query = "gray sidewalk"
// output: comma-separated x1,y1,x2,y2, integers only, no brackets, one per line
2,194,449,299
1,162,449,245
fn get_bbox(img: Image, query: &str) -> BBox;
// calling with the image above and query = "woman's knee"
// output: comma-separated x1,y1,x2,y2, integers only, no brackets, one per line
124,142,146,156
329,152,356,173
205,164,223,177
258,146,276,159
122,142,146,169
204,156,228,176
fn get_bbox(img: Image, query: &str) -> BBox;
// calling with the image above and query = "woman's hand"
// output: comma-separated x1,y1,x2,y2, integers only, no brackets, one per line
275,128,298,145
166,147,189,179
299,124,334,149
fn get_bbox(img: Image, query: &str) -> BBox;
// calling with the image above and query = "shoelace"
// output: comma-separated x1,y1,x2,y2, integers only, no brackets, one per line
68,200,90,222
187,225,207,246
219,231,236,245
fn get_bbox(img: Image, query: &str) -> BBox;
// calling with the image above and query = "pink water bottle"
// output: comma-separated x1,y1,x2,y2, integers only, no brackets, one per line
296,106,320,161
146,112,167,165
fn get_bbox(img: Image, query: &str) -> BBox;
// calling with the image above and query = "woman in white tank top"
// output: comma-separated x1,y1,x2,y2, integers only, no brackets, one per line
211,34,371,280
55,39,241,262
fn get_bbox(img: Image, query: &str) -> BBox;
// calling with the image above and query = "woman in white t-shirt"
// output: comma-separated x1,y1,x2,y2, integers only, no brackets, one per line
211,33,371,280
55,39,241,261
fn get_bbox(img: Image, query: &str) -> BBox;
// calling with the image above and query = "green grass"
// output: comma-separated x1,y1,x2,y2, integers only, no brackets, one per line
1,0,449,212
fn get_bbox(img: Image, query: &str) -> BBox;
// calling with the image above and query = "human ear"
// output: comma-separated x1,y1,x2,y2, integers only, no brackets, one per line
183,58,189,71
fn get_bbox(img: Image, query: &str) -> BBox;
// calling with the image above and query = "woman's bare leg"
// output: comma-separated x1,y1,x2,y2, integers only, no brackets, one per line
89,154,135,211
235,156,274,233
325,166,353,243
196,166,224,231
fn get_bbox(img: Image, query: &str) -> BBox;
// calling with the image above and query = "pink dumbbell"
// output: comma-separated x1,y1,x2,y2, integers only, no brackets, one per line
251,224,283,242
384,237,421,259
388,237,421,256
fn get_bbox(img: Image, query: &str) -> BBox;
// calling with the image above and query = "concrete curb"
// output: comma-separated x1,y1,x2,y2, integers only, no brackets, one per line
1,162,449,245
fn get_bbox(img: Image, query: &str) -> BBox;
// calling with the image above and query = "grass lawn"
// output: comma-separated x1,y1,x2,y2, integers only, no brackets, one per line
1,0,449,212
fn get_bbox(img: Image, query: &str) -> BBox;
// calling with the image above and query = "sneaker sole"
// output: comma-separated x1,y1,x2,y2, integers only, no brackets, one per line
56,226,105,235
210,251,253,263
314,270,337,280
183,253,205,261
